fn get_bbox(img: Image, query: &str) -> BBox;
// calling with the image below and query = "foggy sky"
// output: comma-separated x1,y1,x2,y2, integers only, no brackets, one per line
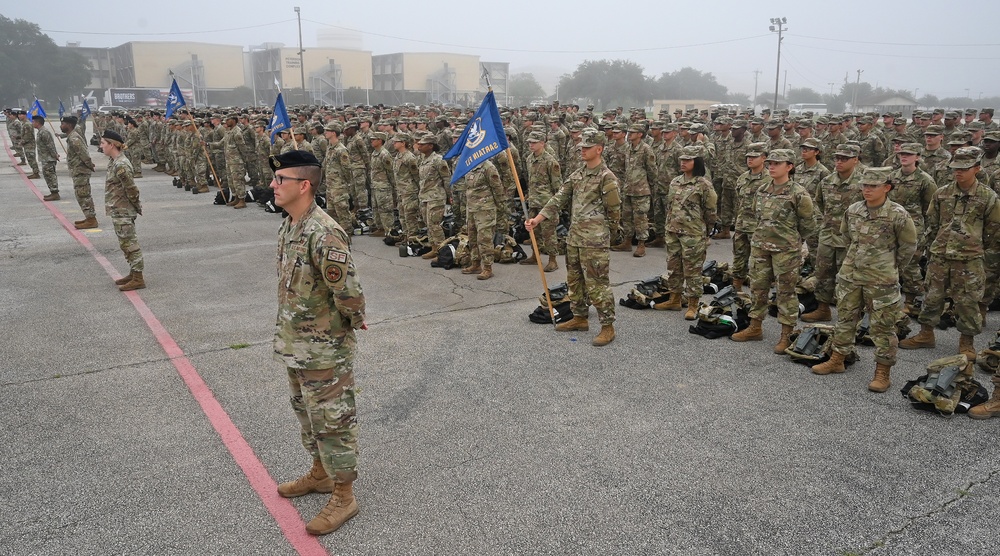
9,0,1000,102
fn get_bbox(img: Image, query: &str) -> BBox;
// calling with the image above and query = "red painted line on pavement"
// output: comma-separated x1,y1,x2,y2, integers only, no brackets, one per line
3,136,329,556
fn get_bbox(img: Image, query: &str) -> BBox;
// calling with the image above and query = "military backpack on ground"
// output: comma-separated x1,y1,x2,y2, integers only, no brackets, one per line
784,324,858,366
619,275,671,310
688,286,751,339
399,234,432,258
429,234,470,269
492,232,527,263
214,189,235,206
977,331,1000,374
528,282,572,324
701,260,733,295
902,355,987,416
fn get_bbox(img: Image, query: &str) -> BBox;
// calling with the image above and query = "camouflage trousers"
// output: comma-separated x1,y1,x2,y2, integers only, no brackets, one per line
24,148,38,174
451,190,467,230
211,154,228,187
371,180,395,232
286,366,358,483
900,235,926,296
814,243,847,305
244,154,261,188
467,207,497,266
718,186,735,228
179,152,194,185
397,187,423,237
350,167,369,210
193,151,209,189
12,140,25,160
125,148,141,175
918,256,985,336
227,160,247,198
621,194,651,241
526,206,557,256
983,250,1000,303
325,184,354,233
41,161,58,193
831,281,903,366
72,175,96,218
422,199,446,248
566,246,615,325
748,247,801,326
732,231,752,281
112,216,144,273
664,232,708,299
651,189,668,237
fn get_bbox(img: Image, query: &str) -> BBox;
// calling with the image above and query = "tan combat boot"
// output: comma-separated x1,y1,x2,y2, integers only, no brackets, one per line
42,192,60,201
731,318,764,342
370,228,385,237
812,351,847,375
477,264,493,280
114,272,133,286
593,324,616,346
714,227,731,240
233,199,247,209
461,262,482,274
684,298,700,320
633,241,646,257
118,272,145,291
773,324,794,354
801,302,832,323
519,254,537,265
277,458,335,498
899,324,936,349
225,197,238,206
903,293,920,317
74,217,99,230
653,293,682,311
193,185,210,194
26,172,40,179
306,481,358,535
610,236,632,252
555,316,589,332
732,278,744,291
868,363,892,393
544,255,558,272
420,249,437,260
960,334,977,363
648,237,665,248
969,385,1000,419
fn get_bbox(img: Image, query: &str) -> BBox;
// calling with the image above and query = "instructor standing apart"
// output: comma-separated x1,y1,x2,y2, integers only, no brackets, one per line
100,130,145,291
269,150,367,536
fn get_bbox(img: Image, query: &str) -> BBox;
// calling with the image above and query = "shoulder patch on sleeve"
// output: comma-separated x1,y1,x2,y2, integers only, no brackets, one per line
324,265,343,283
326,249,348,263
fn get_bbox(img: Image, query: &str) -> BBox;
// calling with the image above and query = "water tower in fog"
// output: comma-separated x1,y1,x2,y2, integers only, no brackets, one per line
317,27,363,50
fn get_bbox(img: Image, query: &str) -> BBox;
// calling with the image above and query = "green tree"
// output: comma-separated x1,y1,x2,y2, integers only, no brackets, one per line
786,87,822,104
653,67,727,101
507,73,545,106
0,16,91,106
557,59,650,110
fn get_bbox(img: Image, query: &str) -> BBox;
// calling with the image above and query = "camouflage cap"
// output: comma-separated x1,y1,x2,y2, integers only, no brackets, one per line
765,148,795,163
370,131,388,142
746,142,769,157
392,132,411,143
799,138,821,150
857,116,874,125
569,121,585,131
416,134,436,145
816,116,830,125
949,146,983,169
894,118,908,126
527,131,546,143
981,108,995,116
750,117,764,125
924,124,944,135
322,122,342,133
662,122,679,132
967,121,985,131
612,123,627,133
293,126,308,135
579,130,605,148
796,120,814,128
834,144,861,158
647,121,664,130
688,122,706,134
765,120,782,129
344,119,360,129
948,132,973,145
715,116,733,125
984,131,1000,142
933,108,945,115
944,111,960,119
731,118,748,129
678,145,705,159
860,166,893,186
628,123,646,134
898,142,922,155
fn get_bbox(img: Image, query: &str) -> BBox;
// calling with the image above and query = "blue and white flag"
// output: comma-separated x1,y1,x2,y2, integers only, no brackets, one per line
28,98,46,119
58,99,65,120
443,91,509,184
165,79,186,119
80,98,92,121
269,92,291,144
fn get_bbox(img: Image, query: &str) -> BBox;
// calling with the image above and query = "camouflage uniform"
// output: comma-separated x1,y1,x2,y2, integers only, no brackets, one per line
213,125,250,198
66,131,96,218
653,137,682,239
918,178,1000,335
663,173,718,299
392,146,421,237
526,143,562,256
887,164,936,297
830,198,916,365
21,119,39,175
368,142,396,232
538,160,622,326
35,126,59,194
418,149,451,249
324,141,354,231
347,133,370,211
732,169,770,282
188,125,210,191
105,152,143,274
622,135,656,242
814,165,862,305
747,179,816,326
9,115,24,161
719,134,748,228
464,160,506,267
275,202,365,482
125,126,143,176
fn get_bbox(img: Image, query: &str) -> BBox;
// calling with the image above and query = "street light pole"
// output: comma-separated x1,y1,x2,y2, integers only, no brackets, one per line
769,18,787,112
295,7,306,105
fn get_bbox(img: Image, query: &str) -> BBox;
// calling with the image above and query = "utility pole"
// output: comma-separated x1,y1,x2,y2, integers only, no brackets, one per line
753,69,762,108
828,82,835,97
295,7,306,105
782,71,788,101
769,17,787,111
851,69,863,111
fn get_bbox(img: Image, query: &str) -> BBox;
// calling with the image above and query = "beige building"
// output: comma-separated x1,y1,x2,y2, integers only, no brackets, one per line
652,99,723,115
107,42,246,106
372,52,484,106
250,47,373,106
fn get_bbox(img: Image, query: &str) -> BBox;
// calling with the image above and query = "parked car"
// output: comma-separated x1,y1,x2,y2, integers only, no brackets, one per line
97,105,127,114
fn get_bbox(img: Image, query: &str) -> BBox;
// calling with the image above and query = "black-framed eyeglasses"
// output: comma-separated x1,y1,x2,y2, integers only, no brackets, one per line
273,175,308,185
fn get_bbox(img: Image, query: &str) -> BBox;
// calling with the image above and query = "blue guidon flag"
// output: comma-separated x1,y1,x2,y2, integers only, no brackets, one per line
268,92,291,144
164,78,186,119
28,98,46,119
80,98,92,121
443,91,509,184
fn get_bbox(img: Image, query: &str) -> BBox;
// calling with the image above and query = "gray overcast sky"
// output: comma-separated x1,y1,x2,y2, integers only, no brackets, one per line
10,0,1000,100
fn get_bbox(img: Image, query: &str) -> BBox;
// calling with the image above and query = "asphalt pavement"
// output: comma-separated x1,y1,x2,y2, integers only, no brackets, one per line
2,131,998,556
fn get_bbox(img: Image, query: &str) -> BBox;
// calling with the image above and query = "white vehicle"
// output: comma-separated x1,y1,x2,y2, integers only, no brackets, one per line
97,105,127,114
788,103,828,116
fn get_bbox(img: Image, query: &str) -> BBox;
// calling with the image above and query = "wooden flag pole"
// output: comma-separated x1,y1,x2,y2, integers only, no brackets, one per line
189,116,224,191
47,121,68,155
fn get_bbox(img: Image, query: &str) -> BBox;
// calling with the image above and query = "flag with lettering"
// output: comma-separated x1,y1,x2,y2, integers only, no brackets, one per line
443,91,509,184
28,98,46,119
268,92,291,144
164,79,186,119
58,99,65,120
80,98,92,121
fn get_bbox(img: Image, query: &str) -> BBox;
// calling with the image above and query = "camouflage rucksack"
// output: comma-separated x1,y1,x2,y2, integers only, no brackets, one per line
529,283,572,323
399,234,432,258
903,355,987,416
784,324,858,366
688,286,751,339
619,275,671,310
493,232,527,264
701,260,734,295
977,331,1000,374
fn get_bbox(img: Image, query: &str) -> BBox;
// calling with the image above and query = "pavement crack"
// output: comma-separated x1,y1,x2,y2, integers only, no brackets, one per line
855,466,1000,554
